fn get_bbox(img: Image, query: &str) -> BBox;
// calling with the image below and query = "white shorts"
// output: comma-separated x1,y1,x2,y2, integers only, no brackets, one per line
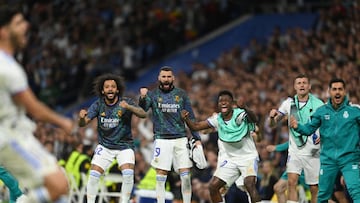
214,155,259,187
287,152,319,185
91,144,135,171
0,128,59,188
151,137,192,172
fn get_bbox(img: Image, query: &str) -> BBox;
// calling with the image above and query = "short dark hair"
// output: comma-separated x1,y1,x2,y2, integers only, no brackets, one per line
217,90,234,101
160,66,173,72
329,78,346,89
295,73,309,80
93,73,125,97
0,5,21,27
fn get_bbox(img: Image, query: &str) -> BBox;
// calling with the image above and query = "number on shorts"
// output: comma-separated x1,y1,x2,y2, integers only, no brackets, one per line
154,147,160,157
95,146,103,155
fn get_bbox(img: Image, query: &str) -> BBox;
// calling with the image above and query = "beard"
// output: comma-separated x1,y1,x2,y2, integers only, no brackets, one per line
10,31,27,52
159,81,174,92
104,93,118,103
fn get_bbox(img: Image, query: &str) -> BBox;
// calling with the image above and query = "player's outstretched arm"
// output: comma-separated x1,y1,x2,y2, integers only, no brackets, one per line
181,110,211,131
12,88,74,134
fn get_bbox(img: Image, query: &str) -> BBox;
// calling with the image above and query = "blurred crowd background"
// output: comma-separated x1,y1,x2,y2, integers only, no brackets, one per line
1,0,359,202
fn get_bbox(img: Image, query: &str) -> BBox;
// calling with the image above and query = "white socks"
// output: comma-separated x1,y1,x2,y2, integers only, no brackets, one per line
87,170,101,203
180,171,191,203
121,169,134,203
156,174,167,203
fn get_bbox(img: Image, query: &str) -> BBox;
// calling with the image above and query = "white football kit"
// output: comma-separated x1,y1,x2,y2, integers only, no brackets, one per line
0,50,59,188
278,97,321,184
207,113,259,186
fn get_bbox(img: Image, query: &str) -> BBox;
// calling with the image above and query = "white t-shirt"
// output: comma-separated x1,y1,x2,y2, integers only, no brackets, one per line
207,113,258,160
278,97,320,156
0,51,36,145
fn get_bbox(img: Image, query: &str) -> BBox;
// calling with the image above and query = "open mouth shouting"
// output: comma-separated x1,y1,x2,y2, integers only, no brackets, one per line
220,105,229,114
333,94,342,104
106,92,116,99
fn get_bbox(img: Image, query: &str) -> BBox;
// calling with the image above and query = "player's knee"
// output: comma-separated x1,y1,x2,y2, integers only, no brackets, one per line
44,169,69,199
122,169,134,184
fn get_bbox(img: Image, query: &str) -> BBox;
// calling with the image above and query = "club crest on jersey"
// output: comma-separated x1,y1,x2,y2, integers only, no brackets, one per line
158,97,162,103
343,111,349,118
118,110,122,117
175,95,180,102
101,112,106,117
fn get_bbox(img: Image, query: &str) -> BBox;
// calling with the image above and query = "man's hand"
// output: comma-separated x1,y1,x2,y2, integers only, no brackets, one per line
266,145,276,152
120,100,129,109
78,109,88,127
290,116,298,129
140,87,148,98
269,109,279,119
181,110,190,120
79,109,88,119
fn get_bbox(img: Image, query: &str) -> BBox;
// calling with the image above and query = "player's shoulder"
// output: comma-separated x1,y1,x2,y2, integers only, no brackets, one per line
310,94,324,104
173,87,186,93
280,97,293,105
90,97,103,107
0,54,23,75
349,102,360,110
173,87,189,96
234,107,246,115
314,103,329,113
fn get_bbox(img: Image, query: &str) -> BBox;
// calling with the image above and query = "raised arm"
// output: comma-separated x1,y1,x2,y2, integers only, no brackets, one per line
78,109,91,127
138,87,151,111
120,100,147,118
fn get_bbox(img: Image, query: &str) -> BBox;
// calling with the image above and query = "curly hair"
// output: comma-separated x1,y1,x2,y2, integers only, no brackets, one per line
93,73,125,97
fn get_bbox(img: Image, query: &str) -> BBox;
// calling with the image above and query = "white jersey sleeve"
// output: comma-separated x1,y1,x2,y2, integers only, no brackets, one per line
207,113,219,130
278,97,292,116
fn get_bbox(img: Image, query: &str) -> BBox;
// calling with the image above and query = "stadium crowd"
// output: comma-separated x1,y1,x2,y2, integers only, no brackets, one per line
1,0,359,202
10,0,247,110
